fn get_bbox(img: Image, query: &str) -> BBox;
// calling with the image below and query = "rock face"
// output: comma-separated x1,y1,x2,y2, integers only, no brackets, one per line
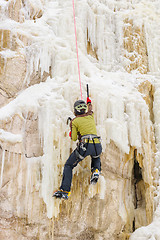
0,1,160,240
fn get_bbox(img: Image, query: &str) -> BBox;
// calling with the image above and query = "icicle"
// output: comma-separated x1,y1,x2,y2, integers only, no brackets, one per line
99,175,106,200
7,150,11,162
16,154,23,216
26,156,32,198
0,150,5,188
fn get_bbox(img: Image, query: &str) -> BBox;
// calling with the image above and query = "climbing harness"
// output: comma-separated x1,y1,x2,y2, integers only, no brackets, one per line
81,134,101,142
72,0,83,99
81,134,101,157
75,134,101,161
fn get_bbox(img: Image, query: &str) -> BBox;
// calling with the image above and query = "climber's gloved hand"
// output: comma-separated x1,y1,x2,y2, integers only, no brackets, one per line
87,97,91,104
69,131,72,138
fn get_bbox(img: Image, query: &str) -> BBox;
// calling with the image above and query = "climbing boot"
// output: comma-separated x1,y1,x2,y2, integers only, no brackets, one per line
90,169,100,184
52,189,71,200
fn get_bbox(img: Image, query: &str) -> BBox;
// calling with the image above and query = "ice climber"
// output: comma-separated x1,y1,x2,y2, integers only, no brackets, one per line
53,97,102,199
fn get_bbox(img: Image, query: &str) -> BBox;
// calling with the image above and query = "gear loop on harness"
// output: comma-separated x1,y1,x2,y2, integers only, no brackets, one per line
80,142,87,151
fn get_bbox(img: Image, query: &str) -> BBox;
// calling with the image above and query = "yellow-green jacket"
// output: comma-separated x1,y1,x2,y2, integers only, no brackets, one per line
70,109,99,143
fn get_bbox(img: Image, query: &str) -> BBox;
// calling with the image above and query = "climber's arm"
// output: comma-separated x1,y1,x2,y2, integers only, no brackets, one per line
87,97,92,113
69,119,78,141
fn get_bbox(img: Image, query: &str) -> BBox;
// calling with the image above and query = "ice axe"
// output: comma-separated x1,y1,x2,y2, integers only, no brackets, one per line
67,117,72,125
86,83,91,105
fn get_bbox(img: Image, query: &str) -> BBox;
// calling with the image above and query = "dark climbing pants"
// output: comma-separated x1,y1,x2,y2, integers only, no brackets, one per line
60,142,102,192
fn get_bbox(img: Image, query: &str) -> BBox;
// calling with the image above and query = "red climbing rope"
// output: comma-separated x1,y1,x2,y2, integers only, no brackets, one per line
72,0,83,100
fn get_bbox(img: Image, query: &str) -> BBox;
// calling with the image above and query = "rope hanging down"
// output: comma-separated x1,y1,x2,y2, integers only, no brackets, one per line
72,0,83,100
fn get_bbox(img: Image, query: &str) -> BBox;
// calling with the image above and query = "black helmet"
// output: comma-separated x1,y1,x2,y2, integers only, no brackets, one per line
74,100,87,115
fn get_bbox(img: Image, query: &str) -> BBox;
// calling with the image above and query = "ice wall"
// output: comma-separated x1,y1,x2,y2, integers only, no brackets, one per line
0,0,160,239
130,77,160,240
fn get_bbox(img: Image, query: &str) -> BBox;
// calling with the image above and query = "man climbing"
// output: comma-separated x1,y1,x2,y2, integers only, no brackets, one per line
53,96,102,200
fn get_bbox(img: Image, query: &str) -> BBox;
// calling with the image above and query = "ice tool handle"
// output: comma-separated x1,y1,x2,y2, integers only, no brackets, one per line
87,84,89,98
86,84,91,104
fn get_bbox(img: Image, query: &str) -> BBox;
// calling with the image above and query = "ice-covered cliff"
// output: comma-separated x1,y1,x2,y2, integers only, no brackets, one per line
0,0,160,239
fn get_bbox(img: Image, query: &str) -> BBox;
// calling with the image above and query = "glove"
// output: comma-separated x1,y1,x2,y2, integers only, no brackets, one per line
87,97,91,104
69,131,71,138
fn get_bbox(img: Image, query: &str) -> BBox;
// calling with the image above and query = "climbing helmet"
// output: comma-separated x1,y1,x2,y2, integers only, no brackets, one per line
74,100,87,115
